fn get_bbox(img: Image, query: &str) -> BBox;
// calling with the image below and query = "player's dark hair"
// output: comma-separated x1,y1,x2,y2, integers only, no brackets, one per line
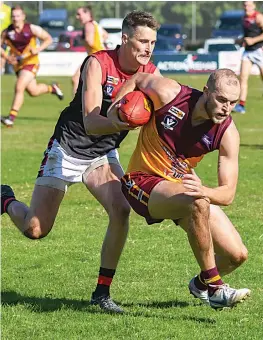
122,10,160,35
79,5,93,19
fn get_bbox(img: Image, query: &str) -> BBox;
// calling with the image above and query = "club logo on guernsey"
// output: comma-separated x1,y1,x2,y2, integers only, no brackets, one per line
161,115,178,130
201,134,213,150
168,106,186,120
8,30,15,40
105,85,114,96
107,76,119,85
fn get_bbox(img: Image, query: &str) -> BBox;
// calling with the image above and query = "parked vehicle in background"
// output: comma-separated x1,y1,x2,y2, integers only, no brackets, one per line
39,8,74,51
99,18,123,49
56,31,86,52
197,38,241,54
153,37,180,54
211,10,244,39
157,23,186,51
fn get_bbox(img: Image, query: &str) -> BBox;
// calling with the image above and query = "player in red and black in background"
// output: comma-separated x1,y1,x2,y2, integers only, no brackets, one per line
233,1,263,114
0,5,64,127
1,11,161,313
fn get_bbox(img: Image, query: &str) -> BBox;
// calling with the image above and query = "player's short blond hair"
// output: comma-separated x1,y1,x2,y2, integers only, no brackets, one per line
207,69,240,92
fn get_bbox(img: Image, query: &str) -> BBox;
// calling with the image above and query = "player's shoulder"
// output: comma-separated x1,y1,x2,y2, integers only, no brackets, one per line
92,48,116,65
84,21,95,31
5,23,13,31
1,27,8,36
29,23,46,37
256,11,263,23
222,119,240,144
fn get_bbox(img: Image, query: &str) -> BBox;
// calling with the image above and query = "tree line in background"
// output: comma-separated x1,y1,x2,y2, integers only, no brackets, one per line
6,1,247,42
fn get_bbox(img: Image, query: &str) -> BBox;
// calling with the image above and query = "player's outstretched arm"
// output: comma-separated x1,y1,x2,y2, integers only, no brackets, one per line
82,57,132,135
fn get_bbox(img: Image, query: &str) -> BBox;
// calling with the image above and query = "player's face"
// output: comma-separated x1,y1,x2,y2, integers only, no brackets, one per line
204,83,240,124
11,9,25,27
76,8,92,25
124,26,157,66
244,1,255,15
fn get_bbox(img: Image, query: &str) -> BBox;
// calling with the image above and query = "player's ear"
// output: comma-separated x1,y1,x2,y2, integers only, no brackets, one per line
122,33,129,45
203,85,209,94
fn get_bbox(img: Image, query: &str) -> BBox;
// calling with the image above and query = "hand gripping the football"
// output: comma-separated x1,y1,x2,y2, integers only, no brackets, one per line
107,101,138,132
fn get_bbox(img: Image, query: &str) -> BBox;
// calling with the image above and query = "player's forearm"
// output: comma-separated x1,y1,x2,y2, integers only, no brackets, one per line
203,185,236,206
1,46,9,60
114,76,139,104
38,37,53,52
252,33,263,44
83,114,117,135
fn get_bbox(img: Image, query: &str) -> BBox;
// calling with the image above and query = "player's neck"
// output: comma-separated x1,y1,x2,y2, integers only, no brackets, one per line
14,23,24,32
84,19,93,25
246,10,255,17
191,97,209,126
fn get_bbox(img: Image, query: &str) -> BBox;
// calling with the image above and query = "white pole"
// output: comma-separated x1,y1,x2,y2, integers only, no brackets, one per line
115,2,120,18
39,1,43,15
192,1,196,43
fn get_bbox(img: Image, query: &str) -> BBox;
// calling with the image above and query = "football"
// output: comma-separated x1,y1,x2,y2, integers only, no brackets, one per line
118,91,153,127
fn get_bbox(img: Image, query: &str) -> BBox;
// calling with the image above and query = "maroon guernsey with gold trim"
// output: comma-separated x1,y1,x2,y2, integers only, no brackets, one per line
4,23,39,72
127,85,232,182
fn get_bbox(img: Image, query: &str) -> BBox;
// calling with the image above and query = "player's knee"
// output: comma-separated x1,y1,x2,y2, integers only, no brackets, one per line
109,200,130,222
231,246,248,267
23,219,52,240
27,89,38,97
191,198,210,218
15,85,25,94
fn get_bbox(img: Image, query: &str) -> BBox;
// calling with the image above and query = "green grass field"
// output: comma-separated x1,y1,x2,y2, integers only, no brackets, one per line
1,74,263,340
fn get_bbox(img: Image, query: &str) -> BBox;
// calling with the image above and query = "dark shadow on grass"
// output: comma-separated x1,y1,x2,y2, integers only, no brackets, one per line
240,144,263,150
2,291,216,324
2,291,91,312
121,300,190,309
18,116,56,122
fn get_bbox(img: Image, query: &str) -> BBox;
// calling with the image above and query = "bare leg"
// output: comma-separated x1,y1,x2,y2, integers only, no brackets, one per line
239,59,253,102
83,163,130,269
26,78,50,97
179,204,248,276
7,185,64,239
209,205,248,275
10,70,35,112
148,180,216,271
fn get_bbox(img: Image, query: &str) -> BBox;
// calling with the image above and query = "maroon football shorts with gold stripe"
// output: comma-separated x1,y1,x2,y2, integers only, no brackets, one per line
16,64,40,77
121,171,165,225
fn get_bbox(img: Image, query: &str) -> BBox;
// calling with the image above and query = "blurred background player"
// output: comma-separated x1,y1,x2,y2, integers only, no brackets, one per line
1,5,64,127
233,1,263,114
71,5,108,95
